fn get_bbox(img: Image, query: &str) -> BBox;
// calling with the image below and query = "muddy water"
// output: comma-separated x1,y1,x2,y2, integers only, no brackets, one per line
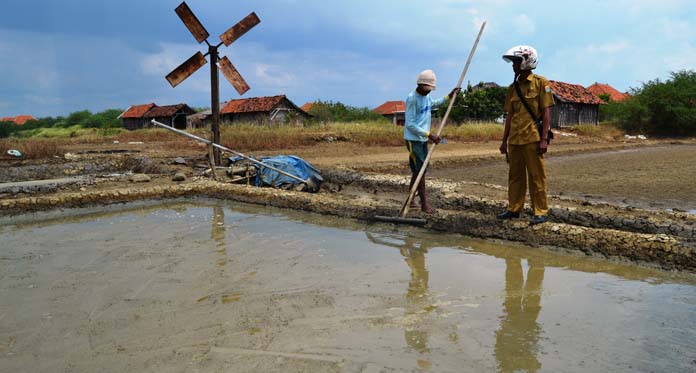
1,200,695,372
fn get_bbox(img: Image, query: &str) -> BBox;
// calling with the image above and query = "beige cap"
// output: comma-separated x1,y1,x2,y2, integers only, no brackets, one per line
417,69,437,90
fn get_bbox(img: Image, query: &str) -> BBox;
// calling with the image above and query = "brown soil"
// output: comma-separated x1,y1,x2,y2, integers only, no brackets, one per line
2,137,695,213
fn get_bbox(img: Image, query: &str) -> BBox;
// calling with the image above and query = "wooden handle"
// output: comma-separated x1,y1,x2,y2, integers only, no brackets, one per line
400,21,487,217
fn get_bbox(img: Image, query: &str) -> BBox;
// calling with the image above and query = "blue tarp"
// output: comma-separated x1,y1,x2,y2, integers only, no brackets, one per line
228,155,323,191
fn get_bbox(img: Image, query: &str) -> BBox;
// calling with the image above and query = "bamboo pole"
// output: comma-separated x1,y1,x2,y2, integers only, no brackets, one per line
399,21,486,218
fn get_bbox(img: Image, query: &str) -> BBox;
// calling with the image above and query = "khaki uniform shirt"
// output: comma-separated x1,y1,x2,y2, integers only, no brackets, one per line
503,73,555,145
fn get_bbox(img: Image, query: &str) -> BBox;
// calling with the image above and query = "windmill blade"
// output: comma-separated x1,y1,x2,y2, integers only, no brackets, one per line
218,56,250,95
175,1,209,44
166,52,208,88
219,12,260,47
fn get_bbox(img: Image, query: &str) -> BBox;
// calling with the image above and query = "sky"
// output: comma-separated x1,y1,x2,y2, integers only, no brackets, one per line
1,0,694,117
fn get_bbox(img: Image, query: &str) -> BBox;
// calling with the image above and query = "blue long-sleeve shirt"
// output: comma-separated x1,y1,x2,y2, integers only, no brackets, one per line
404,90,446,142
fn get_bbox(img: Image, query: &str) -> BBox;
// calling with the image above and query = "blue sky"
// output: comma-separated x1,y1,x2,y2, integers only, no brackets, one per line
1,0,694,117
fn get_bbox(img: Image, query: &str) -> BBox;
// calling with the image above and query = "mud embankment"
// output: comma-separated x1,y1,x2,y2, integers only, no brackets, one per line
0,168,694,272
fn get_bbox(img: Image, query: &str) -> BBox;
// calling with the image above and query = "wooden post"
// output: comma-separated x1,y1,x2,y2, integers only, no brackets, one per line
208,142,218,180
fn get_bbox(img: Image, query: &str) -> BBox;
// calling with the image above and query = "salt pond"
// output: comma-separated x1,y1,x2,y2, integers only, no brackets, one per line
1,199,695,372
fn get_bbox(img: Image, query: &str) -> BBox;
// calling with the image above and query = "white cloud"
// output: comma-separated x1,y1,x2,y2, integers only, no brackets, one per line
664,44,696,71
140,43,199,76
584,41,630,55
512,14,536,36
254,64,296,87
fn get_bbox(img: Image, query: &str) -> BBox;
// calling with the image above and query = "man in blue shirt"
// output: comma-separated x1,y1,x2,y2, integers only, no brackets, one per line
405,69,459,214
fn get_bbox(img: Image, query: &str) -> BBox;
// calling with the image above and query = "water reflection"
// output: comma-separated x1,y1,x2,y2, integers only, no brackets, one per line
367,231,548,372
495,259,544,372
366,233,433,366
211,206,227,267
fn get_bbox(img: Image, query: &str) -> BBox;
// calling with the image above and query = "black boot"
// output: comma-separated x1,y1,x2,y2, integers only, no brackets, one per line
496,210,520,220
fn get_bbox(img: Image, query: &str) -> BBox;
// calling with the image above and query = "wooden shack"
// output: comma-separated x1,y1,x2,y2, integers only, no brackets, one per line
142,104,195,130
373,101,406,126
220,95,310,124
118,103,156,130
548,80,602,127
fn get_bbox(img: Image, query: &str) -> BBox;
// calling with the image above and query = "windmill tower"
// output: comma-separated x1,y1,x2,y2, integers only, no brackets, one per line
165,1,260,164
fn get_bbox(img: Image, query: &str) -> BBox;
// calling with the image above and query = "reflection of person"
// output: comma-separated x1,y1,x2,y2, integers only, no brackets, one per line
211,206,225,243
365,233,433,354
405,69,460,214
401,237,430,353
495,258,544,372
211,206,227,267
497,45,555,225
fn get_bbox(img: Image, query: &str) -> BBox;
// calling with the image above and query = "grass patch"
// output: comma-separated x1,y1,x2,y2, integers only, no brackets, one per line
443,122,504,142
567,122,625,140
0,138,64,159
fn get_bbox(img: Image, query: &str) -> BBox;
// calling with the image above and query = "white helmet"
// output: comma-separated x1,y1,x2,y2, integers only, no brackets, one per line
502,45,538,70
416,69,437,90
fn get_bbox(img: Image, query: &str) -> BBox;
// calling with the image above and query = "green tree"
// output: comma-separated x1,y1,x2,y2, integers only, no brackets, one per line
307,100,385,123
436,85,507,123
611,70,696,136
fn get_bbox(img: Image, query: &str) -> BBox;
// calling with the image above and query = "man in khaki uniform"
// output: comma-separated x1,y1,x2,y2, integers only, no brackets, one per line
497,45,554,225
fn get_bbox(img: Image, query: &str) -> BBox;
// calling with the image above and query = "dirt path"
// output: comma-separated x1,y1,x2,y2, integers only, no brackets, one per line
432,144,696,211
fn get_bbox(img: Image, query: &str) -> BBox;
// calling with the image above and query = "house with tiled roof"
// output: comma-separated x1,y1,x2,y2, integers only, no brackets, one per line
586,83,630,103
373,101,406,126
118,103,195,130
1,115,35,125
143,103,195,129
118,103,156,130
548,80,602,127
220,95,309,124
300,102,315,112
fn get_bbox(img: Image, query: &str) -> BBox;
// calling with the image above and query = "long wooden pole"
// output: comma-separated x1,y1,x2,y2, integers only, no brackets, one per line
399,21,486,218
150,119,312,186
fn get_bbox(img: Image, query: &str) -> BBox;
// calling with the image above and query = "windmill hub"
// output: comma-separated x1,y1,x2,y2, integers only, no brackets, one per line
165,1,260,164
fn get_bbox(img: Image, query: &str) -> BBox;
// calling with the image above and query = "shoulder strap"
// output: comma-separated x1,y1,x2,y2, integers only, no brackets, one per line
513,78,540,122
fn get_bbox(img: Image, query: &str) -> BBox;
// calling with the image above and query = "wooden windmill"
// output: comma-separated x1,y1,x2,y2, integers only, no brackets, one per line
165,1,260,164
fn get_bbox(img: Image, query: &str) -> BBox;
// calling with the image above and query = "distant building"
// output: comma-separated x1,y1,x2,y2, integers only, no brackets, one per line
1,115,35,125
548,80,602,127
470,81,500,92
119,103,195,130
220,95,309,124
586,83,630,102
373,100,406,126
186,109,212,129
143,104,195,130
118,103,156,130
300,102,315,113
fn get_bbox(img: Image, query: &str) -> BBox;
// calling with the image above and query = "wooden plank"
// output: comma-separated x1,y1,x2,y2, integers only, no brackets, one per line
218,56,250,95
175,2,209,44
166,52,207,88
219,12,260,47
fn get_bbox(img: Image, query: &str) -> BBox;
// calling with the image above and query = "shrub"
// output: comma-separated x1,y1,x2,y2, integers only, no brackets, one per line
0,138,64,159
307,100,387,123
435,84,507,123
609,70,696,136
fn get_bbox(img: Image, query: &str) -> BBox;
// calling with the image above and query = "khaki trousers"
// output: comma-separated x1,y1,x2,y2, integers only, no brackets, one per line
507,142,548,216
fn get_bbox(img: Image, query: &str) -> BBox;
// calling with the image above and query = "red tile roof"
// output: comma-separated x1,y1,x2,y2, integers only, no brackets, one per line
1,115,35,125
221,95,287,114
0,115,36,126
586,83,630,102
143,103,195,118
119,103,156,119
300,102,314,112
549,81,602,105
373,101,406,115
